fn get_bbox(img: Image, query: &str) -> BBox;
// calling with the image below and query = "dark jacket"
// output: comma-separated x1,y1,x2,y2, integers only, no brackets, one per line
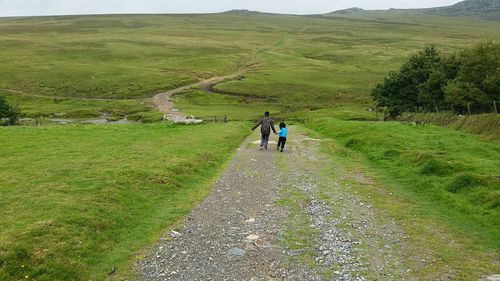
252,117,276,135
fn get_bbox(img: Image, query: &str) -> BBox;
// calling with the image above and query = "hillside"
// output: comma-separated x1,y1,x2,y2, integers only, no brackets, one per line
328,0,500,20
421,0,500,19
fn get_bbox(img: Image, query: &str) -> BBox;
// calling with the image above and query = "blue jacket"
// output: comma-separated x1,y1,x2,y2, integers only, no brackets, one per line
279,128,288,138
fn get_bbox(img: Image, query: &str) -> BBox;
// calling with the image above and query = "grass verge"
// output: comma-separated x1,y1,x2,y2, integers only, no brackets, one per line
401,112,500,141
302,121,500,279
0,122,249,280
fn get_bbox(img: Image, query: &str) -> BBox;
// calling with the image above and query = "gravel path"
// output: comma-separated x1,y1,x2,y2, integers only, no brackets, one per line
140,127,414,280
152,71,245,124
277,130,413,280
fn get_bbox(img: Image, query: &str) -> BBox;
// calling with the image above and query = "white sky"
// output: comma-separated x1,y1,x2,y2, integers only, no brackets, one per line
0,0,461,17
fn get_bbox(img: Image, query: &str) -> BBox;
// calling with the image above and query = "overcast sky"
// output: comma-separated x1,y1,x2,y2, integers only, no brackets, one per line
0,0,461,17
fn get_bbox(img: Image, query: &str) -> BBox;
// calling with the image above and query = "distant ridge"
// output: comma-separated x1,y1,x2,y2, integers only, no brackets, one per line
221,9,277,16
331,7,364,15
327,0,500,20
421,0,500,18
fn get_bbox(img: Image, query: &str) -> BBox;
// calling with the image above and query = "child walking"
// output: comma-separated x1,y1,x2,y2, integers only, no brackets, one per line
277,121,288,152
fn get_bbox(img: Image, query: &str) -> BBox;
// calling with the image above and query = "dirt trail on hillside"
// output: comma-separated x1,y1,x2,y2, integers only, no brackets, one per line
140,127,420,280
152,70,246,124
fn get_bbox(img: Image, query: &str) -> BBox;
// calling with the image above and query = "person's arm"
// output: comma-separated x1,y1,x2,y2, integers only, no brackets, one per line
271,120,277,134
252,119,263,131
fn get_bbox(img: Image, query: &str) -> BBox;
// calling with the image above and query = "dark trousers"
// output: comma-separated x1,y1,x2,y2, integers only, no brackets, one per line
261,133,270,149
277,137,287,150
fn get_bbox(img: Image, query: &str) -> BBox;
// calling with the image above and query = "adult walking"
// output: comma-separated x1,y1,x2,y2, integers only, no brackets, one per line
252,111,277,150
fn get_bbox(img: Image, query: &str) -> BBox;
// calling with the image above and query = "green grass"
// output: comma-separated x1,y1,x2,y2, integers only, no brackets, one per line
305,118,500,251
0,122,249,280
1,90,160,120
400,112,500,140
213,14,500,110
304,127,500,280
174,90,281,121
2,13,500,119
1,11,500,280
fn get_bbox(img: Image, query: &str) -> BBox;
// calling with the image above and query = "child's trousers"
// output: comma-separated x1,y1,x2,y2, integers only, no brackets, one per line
277,137,287,150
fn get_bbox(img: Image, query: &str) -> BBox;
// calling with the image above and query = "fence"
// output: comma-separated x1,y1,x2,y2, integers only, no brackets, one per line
197,115,228,123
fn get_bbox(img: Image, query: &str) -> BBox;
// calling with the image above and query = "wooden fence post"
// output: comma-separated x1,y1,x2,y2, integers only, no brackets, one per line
434,105,439,113
494,101,498,114
467,103,471,116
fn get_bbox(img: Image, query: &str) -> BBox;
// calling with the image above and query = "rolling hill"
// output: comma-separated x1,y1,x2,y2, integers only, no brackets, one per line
328,0,500,20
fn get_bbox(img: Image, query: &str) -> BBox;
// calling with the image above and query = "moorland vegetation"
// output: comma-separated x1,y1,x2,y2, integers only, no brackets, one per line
1,2,499,279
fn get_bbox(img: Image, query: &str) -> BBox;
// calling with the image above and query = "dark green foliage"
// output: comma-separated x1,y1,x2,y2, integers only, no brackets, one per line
419,158,455,176
345,138,362,148
0,96,20,126
383,149,401,159
447,174,484,193
444,41,500,107
372,45,442,116
373,42,500,117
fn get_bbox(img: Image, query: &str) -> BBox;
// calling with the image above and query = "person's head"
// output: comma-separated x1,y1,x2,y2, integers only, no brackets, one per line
280,120,286,128
264,111,270,117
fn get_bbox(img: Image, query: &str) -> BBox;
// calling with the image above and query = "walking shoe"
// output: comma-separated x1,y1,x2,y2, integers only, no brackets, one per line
280,149,283,152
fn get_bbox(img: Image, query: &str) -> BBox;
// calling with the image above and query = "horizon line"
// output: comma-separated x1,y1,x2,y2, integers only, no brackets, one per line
0,5,451,19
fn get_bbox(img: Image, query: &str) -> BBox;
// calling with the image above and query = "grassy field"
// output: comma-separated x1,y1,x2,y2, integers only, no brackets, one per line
2,13,500,119
174,90,281,121
0,89,162,122
1,10,500,280
0,122,249,280
304,118,500,250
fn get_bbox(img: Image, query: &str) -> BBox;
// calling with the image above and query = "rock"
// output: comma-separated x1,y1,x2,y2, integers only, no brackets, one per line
169,230,182,238
228,247,246,257
479,275,500,281
246,234,259,240
246,218,256,223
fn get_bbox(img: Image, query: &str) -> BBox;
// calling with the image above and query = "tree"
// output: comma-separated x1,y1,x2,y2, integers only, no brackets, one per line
444,41,500,107
0,96,20,126
372,41,500,116
372,45,442,117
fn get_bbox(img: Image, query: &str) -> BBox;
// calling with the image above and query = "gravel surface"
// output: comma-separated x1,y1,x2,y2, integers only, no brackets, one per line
140,127,416,280
277,132,413,281
141,130,320,280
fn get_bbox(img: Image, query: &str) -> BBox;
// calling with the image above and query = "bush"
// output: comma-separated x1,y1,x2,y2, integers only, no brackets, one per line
373,41,500,117
0,96,20,126
372,45,442,117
